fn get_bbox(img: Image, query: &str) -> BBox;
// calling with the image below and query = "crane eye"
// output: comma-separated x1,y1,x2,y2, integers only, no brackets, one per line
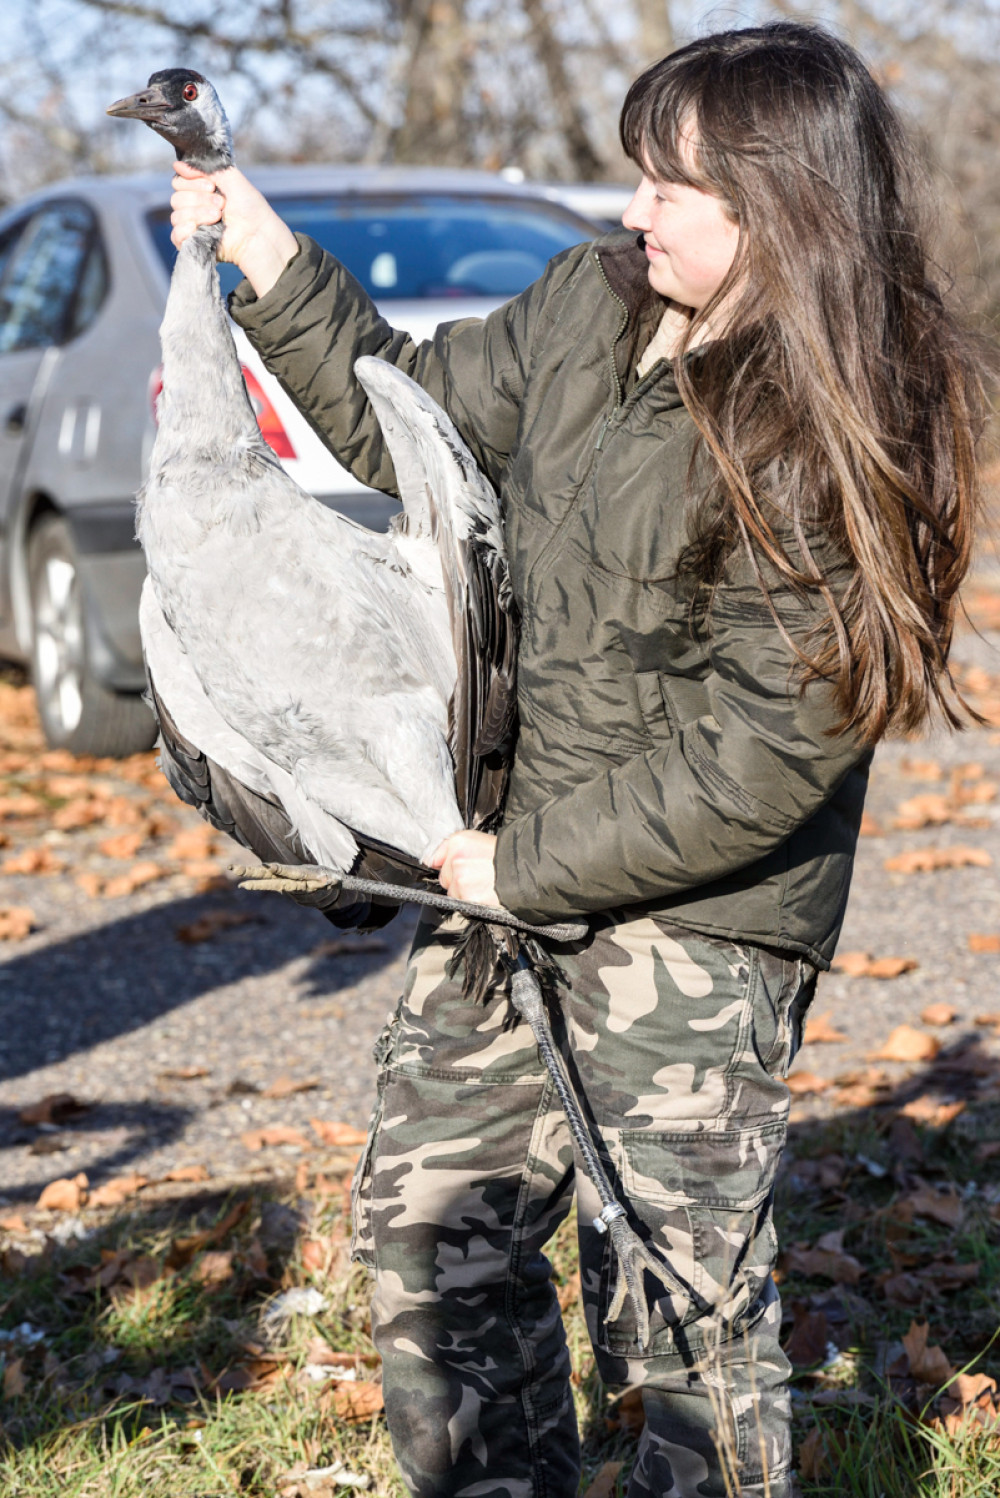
182,83,198,101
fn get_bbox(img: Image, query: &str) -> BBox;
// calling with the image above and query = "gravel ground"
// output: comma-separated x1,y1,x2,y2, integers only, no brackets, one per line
2,574,1000,1206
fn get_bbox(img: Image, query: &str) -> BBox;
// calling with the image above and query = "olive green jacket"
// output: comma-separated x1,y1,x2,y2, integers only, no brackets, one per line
230,228,870,967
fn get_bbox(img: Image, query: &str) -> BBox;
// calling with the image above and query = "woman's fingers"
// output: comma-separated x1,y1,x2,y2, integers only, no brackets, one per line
432,832,500,906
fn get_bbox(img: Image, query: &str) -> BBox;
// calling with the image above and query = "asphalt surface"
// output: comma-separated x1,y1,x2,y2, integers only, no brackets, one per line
2,573,1000,1206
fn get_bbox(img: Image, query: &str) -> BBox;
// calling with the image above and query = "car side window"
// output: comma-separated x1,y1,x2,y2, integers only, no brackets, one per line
0,200,103,356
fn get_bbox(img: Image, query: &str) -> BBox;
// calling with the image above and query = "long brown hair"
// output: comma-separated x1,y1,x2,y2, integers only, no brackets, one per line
620,22,985,743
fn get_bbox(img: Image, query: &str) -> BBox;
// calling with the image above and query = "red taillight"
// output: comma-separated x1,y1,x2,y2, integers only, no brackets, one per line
147,362,297,463
241,365,297,460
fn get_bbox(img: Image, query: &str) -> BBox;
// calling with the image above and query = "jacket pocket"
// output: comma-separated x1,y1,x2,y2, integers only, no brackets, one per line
633,670,675,738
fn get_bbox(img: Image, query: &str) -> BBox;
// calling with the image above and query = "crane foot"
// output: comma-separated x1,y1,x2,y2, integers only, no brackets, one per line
229,861,339,895
605,1214,690,1353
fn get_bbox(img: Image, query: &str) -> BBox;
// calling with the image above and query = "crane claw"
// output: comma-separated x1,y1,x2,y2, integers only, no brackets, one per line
605,1214,690,1354
229,861,340,895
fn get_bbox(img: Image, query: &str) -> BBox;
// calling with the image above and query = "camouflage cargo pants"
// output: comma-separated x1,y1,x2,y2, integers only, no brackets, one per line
351,909,817,1497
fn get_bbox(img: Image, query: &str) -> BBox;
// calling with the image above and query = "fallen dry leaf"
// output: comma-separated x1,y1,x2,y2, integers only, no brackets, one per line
0,905,35,940
833,951,918,979
899,1096,966,1127
88,1174,149,1209
797,1426,830,1481
786,1071,833,1096
52,796,107,831
859,811,883,836
162,1164,211,1182
872,1025,941,1063
784,1305,829,1367
37,1173,89,1212
167,825,219,861
1,845,65,875
3,1357,26,1399
803,1012,848,1044
920,1003,958,1026
19,1092,89,1126
175,909,254,943
310,935,389,958
902,1184,964,1229
903,1320,956,1385
310,1119,368,1147
304,1338,361,1369
974,1012,1000,1029
901,758,943,780
166,1200,250,1269
262,1075,320,1100
193,1250,234,1285
885,846,992,874
0,793,44,819
0,1213,28,1233
241,1125,313,1152
75,872,105,899
581,1462,625,1498
158,1065,210,1081
781,1244,863,1285
98,830,147,860
103,795,149,828
102,860,166,898
969,934,1000,954
329,1380,384,1420
893,793,955,830
557,1270,581,1312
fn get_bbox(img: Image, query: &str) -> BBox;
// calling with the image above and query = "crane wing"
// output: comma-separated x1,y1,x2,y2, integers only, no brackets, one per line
355,357,518,829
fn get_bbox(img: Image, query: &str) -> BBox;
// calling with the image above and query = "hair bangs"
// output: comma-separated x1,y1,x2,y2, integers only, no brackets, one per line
619,65,709,190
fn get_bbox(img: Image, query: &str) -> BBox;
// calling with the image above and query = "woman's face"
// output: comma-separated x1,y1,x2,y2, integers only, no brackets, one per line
622,152,740,311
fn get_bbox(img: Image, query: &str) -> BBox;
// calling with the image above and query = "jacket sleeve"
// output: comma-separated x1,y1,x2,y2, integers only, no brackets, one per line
493,552,868,924
228,233,585,494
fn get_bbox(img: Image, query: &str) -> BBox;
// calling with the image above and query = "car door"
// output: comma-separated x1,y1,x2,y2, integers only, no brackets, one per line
0,201,97,628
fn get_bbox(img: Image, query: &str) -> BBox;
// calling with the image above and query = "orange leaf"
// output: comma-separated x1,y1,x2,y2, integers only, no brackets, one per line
900,1097,966,1127
193,1250,234,1285
3,1358,26,1399
920,1003,957,1026
262,1076,320,1100
158,1065,211,1080
859,811,883,836
872,1025,940,1062
88,1174,149,1209
75,872,105,899
885,846,992,874
329,1380,385,1420
99,830,147,860
969,934,1000,954
803,1012,848,1044
37,1173,89,1212
1,846,65,875
0,793,44,819
893,793,954,830
52,796,106,831
899,757,943,781
0,905,35,940
832,952,918,979
167,825,220,861
310,1119,368,1147
162,1164,211,1182
241,1126,313,1152
786,1070,833,1095
102,860,165,898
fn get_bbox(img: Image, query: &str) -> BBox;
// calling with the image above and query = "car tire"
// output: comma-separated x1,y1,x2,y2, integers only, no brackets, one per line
27,513,156,758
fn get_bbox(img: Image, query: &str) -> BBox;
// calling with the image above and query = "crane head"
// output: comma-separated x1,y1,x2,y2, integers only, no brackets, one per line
107,70,234,173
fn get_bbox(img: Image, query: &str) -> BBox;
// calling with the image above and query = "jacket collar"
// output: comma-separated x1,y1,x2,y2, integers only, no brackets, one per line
593,229,662,321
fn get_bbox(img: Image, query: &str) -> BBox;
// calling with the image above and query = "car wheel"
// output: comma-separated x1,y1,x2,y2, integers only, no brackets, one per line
28,514,156,757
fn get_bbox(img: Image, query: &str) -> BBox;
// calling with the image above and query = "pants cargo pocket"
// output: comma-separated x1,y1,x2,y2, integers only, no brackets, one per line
599,1119,786,1357
349,1009,400,1270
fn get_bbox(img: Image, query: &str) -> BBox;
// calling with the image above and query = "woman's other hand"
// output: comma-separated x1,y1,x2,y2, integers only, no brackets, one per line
431,831,501,908
170,161,298,297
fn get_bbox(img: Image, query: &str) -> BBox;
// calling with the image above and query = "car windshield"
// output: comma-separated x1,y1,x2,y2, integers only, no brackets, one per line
146,192,593,301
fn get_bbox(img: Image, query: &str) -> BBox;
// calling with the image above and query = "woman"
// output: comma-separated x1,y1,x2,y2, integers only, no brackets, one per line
171,22,981,1496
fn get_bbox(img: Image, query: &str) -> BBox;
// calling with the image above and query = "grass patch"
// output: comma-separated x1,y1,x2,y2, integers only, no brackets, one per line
1,1095,999,1495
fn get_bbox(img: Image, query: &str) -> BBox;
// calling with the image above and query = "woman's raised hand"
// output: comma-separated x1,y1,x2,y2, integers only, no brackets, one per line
170,160,298,298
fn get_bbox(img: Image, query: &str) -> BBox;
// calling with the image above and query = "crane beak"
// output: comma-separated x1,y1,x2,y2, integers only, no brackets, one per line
106,84,173,122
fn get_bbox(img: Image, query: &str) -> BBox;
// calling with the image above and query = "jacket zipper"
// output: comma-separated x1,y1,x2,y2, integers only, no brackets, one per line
593,253,628,450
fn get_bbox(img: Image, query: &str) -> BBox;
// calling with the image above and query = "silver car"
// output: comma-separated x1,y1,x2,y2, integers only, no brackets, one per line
0,166,596,756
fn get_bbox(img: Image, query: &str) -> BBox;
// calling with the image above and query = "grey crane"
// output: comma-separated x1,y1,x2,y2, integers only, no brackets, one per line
108,70,680,1347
